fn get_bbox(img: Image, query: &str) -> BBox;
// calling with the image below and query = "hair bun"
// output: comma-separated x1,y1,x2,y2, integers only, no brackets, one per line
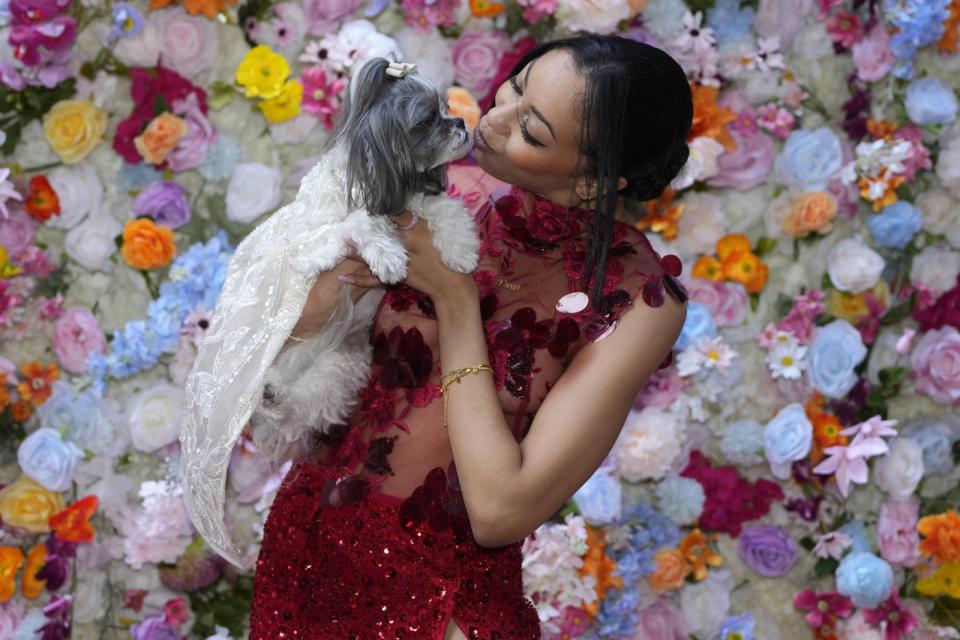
622,140,690,202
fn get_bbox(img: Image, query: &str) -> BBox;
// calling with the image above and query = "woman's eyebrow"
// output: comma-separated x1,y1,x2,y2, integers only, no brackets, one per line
522,61,556,141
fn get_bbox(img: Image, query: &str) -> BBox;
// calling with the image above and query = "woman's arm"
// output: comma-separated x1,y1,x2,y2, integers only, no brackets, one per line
436,288,687,548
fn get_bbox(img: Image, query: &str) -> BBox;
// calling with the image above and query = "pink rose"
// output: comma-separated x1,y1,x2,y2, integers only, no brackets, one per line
686,278,748,327
877,497,921,567
632,597,687,640
480,36,538,111
52,307,107,374
0,208,38,255
166,93,217,172
852,24,894,82
634,366,685,410
302,0,363,36
452,30,511,98
707,127,776,190
909,326,960,406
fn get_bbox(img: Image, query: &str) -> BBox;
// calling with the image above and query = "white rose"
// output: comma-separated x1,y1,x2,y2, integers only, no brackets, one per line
46,164,103,230
153,7,218,80
668,192,727,260
613,406,686,482
937,130,960,199
226,162,283,224
874,437,924,500
113,19,161,68
827,237,884,293
910,246,960,294
556,0,630,34
680,570,734,637
915,188,960,248
128,383,184,453
65,214,122,271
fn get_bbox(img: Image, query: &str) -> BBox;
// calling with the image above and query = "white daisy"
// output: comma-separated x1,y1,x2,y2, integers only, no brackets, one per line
674,11,717,55
768,341,807,379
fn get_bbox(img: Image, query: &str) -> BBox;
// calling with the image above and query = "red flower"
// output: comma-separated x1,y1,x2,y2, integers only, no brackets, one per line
862,589,918,640
527,198,580,243
913,273,960,332
24,176,60,222
794,589,853,633
49,495,98,543
681,450,784,537
398,463,471,542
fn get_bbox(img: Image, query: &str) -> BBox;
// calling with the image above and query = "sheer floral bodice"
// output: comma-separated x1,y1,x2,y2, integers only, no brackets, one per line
299,163,689,517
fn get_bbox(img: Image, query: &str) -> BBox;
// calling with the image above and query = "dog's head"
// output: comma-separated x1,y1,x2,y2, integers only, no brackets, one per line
327,56,472,216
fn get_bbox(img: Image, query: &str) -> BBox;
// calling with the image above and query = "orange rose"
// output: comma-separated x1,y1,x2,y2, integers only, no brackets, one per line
121,218,177,270
918,511,960,564
692,255,723,281
134,112,188,165
782,192,837,237
716,233,752,261
647,548,690,593
446,86,481,132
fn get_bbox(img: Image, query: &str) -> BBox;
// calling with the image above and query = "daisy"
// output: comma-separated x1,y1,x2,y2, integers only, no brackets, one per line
768,341,807,380
674,11,717,55
0,167,23,219
676,336,736,376
812,531,853,560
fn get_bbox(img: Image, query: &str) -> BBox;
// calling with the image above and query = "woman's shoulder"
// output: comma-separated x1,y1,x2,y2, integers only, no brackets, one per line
606,219,689,309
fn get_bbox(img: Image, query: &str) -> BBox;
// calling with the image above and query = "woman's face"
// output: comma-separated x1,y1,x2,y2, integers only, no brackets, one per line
474,48,589,207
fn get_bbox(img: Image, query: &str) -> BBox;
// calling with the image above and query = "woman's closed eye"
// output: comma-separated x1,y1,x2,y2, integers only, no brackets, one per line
509,75,546,148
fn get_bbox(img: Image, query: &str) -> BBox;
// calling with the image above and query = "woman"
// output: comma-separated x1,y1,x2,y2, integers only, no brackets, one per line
249,34,693,639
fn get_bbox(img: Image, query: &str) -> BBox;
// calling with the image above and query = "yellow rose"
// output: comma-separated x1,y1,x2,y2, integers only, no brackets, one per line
259,79,303,124
134,112,188,165
0,475,63,534
42,99,108,164
827,279,890,323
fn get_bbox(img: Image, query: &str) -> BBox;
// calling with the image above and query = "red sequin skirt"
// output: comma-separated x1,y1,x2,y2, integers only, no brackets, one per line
249,456,541,639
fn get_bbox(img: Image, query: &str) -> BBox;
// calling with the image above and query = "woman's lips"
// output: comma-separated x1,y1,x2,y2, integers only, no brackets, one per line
474,126,493,153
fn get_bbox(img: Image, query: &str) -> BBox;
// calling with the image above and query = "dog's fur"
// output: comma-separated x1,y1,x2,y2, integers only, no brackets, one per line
248,56,479,472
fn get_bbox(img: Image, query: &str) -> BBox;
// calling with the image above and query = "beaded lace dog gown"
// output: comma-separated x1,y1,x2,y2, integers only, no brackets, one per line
248,163,688,639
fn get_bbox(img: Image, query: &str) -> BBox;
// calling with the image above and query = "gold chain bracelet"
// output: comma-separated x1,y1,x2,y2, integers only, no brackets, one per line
439,363,493,429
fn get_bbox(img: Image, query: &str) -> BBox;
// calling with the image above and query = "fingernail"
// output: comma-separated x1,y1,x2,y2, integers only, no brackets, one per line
337,274,356,283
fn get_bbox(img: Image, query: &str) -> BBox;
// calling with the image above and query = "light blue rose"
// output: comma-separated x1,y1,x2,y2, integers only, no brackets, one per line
901,415,960,475
836,552,894,608
868,201,923,248
655,476,705,525
721,419,765,466
573,468,621,525
807,319,868,399
763,402,813,479
837,519,872,553
675,301,717,351
35,381,113,453
17,427,84,492
774,127,844,191
905,77,958,125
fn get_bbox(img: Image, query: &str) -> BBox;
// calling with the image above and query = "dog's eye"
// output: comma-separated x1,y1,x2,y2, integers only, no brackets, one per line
413,112,440,130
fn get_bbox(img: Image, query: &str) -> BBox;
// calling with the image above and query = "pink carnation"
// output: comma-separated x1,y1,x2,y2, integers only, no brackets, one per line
852,23,894,82
52,306,107,374
909,326,960,406
877,497,921,567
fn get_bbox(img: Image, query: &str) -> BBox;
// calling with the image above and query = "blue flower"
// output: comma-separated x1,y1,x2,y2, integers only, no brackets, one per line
17,427,84,492
199,135,243,182
13,609,48,640
902,415,960,475
763,402,813,479
837,519,872,553
35,381,113,452
109,2,145,41
655,476,705,525
706,0,755,45
905,76,958,125
774,127,844,192
573,468,622,525
884,0,951,79
675,301,717,351
806,319,868,399
836,551,893,608
614,500,682,581
720,612,756,640
721,418,765,466
868,201,923,248
118,162,163,193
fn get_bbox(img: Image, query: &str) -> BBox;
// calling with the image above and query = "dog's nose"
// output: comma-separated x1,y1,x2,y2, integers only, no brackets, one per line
454,117,466,130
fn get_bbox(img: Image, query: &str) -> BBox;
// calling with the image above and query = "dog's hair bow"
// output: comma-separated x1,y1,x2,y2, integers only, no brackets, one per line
385,61,418,78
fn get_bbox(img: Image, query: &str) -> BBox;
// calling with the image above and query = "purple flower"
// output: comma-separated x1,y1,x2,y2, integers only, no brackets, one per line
0,209,38,255
737,525,798,577
707,127,776,190
39,594,72,640
35,553,71,590
130,614,180,640
133,181,191,229
109,2,145,42
166,93,217,173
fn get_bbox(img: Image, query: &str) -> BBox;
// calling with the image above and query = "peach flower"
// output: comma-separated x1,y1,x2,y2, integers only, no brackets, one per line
782,191,838,237
134,112,188,165
648,548,690,593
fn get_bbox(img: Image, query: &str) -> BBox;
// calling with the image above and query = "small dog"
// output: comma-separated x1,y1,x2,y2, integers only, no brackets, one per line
180,56,478,569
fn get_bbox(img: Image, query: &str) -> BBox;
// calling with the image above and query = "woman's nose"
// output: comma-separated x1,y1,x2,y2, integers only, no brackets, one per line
484,100,512,135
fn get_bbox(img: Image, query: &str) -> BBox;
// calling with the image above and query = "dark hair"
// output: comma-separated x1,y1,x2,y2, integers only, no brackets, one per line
507,35,693,311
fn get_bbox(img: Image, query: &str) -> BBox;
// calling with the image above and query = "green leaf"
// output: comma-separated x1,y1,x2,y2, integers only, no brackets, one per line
879,291,917,326
753,236,778,257
814,557,839,577
154,93,170,115
928,595,960,631
775,293,794,318
878,366,907,387
749,292,760,313
821,272,833,291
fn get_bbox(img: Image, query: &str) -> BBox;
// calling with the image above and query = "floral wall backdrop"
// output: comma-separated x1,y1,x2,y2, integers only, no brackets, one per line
0,0,959,637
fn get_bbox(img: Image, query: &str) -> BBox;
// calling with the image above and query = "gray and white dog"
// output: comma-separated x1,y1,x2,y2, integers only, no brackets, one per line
180,56,478,569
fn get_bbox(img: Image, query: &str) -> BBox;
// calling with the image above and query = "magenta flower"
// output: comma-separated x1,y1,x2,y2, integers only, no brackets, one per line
813,437,889,497
756,103,795,139
300,66,346,130
862,589,918,640
794,589,854,630
826,11,864,49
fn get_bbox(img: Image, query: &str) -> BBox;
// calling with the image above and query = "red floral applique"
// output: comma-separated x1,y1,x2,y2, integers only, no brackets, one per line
398,463,471,543
493,188,589,252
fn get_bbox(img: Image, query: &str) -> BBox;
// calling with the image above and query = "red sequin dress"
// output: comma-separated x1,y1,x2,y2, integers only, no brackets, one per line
248,164,688,639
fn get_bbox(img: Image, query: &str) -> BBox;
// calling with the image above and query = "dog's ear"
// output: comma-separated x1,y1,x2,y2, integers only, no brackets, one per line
328,57,391,149
346,105,418,216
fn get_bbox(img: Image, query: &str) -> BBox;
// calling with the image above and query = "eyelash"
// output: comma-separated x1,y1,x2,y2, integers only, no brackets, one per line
508,75,545,148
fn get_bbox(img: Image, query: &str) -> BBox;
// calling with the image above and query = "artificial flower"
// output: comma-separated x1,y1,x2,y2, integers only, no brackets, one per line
120,218,177,271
